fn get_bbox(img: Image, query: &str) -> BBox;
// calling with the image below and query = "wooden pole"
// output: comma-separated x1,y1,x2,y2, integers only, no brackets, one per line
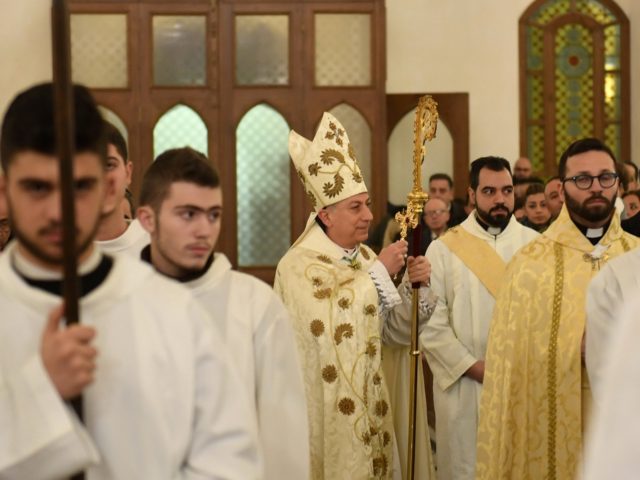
51,1,84,479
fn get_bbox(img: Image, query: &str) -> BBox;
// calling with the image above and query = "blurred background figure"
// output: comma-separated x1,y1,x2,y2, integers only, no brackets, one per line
428,173,467,226
513,176,544,220
544,176,564,221
513,156,533,180
622,190,640,219
623,161,638,191
519,183,551,232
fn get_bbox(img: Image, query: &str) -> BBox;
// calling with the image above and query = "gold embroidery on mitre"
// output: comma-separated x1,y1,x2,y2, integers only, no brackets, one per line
288,112,368,211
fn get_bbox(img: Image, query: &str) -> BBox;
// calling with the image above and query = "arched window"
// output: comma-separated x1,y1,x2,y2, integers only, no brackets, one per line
153,104,208,159
236,104,291,267
520,0,629,174
328,104,372,189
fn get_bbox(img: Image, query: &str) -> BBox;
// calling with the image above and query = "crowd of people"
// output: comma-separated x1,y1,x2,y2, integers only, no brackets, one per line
2,82,640,480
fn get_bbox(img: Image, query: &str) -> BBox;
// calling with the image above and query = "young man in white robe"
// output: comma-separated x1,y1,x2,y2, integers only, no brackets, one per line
137,147,310,480
275,112,437,479
420,157,539,480
94,122,148,257
0,83,260,480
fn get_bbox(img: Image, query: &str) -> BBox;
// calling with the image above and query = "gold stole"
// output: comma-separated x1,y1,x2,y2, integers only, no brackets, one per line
439,226,506,298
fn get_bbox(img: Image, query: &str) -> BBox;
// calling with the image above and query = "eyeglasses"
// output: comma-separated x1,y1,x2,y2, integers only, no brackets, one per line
563,172,618,190
424,209,449,217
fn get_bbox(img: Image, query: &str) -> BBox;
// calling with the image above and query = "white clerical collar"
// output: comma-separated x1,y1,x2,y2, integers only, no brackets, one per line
342,246,358,259
487,226,502,236
586,227,604,239
12,245,102,280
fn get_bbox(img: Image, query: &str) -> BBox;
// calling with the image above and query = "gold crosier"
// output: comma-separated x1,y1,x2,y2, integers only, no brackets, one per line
394,95,438,480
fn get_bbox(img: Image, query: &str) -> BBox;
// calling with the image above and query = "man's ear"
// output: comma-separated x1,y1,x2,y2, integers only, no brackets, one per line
468,187,476,206
137,205,156,234
317,209,331,228
125,161,133,186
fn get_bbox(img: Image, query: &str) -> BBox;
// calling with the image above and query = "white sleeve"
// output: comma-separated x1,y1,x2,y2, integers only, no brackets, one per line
419,240,477,391
585,265,624,401
0,354,99,480
254,294,310,480
176,302,262,480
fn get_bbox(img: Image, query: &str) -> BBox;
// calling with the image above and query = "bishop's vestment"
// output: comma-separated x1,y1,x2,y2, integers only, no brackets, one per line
275,222,435,480
476,206,639,480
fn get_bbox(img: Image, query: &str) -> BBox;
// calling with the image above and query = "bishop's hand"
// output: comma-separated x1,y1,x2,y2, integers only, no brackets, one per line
407,255,431,286
41,303,98,400
378,239,409,277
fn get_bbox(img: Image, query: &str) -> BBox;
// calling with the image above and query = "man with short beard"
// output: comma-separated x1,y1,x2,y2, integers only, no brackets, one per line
419,156,538,480
476,138,640,480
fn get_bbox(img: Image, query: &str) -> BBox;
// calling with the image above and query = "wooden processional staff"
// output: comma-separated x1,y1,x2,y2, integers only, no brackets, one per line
394,95,439,480
52,1,84,479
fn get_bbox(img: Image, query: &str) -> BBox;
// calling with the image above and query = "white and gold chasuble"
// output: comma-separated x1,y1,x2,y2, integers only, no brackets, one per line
275,223,435,480
476,206,640,480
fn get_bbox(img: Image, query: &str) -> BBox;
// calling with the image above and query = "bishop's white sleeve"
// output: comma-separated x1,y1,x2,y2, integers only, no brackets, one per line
419,240,477,391
0,354,99,480
585,264,624,401
254,293,310,480
369,260,437,346
178,302,262,480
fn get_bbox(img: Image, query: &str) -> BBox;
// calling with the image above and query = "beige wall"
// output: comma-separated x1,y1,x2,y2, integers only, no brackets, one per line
0,0,51,119
386,0,639,166
0,1,637,164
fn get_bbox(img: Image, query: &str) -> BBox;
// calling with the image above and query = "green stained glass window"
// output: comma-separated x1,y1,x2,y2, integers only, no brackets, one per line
523,0,626,171
153,105,208,159
236,104,290,267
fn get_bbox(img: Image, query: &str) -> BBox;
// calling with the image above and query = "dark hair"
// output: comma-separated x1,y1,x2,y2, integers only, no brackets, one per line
429,173,453,189
558,138,616,179
469,156,512,190
104,121,128,163
524,182,545,201
1,83,106,172
624,161,639,182
513,176,544,187
622,190,640,201
545,175,561,186
616,162,630,192
139,147,220,211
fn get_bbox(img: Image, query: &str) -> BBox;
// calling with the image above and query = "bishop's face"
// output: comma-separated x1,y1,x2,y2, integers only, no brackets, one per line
140,182,222,278
318,192,373,249
2,150,107,271
469,168,515,229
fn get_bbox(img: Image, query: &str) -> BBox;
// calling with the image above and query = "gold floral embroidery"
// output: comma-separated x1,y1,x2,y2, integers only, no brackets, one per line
365,341,377,358
317,254,332,264
334,323,354,344
309,319,325,337
311,276,323,287
348,142,357,161
314,288,332,299
325,122,345,146
362,431,371,445
306,190,317,208
383,431,391,446
320,148,345,166
364,304,376,315
338,397,355,415
338,297,351,309
322,364,338,383
323,173,345,198
373,373,381,385
352,171,363,183
372,455,388,476
308,163,320,176
359,247,370,260
375,400,388,417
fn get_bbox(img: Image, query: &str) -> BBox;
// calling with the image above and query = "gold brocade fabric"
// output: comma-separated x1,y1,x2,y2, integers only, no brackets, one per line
476,207,640,480
275,225,395,480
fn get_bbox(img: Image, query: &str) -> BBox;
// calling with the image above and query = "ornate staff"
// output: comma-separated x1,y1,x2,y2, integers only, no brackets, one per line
394,95,438,480
52,1,84,479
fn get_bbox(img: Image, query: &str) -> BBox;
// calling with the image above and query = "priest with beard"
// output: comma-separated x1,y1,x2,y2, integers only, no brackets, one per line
476,138,640,480
420,156,538,480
